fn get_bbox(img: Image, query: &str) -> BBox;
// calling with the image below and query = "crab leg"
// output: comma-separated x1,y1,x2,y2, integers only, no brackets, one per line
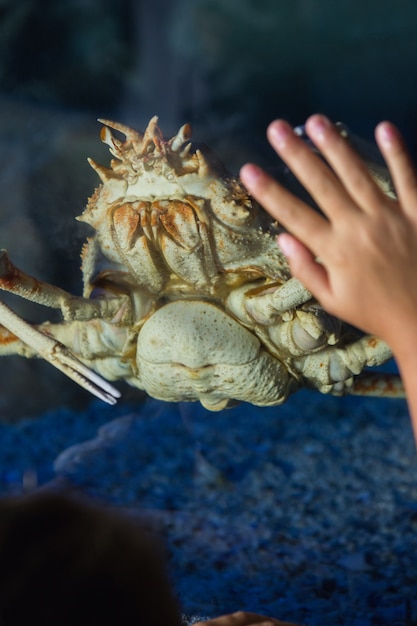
0,250,129,322
351,371,405,398
245,277,313,323
228,277,313,326
0,301,121,405
0,249,72,308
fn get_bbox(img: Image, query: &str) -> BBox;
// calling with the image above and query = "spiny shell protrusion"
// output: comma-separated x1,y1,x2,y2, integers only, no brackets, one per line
196,149,214,178
140,115,163,155
89,117,221,184
97,118,143,149
170,123,192,152
87,158,114,183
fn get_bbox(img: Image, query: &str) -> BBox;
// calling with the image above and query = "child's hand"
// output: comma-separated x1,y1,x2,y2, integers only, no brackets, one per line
240,115,417,357
194,610,300,625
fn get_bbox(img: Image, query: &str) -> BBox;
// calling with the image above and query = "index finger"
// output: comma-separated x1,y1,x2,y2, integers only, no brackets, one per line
240,163,330,256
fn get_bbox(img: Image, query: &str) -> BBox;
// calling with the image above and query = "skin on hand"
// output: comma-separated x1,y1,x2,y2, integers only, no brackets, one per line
194,610,301,626
191,120,417,626
240,114,417,356
240,114,417,443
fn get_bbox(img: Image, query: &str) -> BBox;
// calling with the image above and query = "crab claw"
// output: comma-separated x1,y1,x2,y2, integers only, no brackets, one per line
0,301,120,405
48,343,121,405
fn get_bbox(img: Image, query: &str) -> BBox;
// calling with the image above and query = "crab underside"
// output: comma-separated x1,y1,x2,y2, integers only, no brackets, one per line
0,116,404,410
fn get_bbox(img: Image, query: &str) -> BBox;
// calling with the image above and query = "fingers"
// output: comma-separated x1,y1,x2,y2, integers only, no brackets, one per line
375,121,417,211
278,233,330,301
267,115,372,218
267,119,355,213
302,115,386,212
194,611,300,625
240,163,329,256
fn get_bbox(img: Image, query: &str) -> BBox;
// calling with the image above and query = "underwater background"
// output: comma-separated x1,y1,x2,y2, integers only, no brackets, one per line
1,1,417,623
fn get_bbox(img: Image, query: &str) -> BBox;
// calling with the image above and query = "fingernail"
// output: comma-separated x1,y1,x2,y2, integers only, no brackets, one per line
306,114,331,141
268,120,292,148
377,121,396,145
240,163,263,185
277,233,293,257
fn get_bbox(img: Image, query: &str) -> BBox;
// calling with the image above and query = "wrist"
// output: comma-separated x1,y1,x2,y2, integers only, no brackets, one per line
377,309,417,363
385,331,417,385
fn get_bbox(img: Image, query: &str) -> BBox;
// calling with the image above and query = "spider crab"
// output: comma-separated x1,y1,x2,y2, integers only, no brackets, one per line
0,116,404,410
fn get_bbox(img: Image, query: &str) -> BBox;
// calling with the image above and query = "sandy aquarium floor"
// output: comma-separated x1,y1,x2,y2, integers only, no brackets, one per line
1,388,417,626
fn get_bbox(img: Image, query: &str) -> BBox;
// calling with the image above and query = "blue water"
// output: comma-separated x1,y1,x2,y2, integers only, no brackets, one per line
1,391,416,625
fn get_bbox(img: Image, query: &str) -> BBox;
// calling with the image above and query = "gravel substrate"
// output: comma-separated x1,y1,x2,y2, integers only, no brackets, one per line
1,389,416,625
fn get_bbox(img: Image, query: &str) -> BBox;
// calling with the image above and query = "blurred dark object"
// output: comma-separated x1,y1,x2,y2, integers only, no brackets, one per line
0,492,182,626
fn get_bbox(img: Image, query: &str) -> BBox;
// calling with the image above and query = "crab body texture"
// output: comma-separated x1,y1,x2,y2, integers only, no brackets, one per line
0,117,403,409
